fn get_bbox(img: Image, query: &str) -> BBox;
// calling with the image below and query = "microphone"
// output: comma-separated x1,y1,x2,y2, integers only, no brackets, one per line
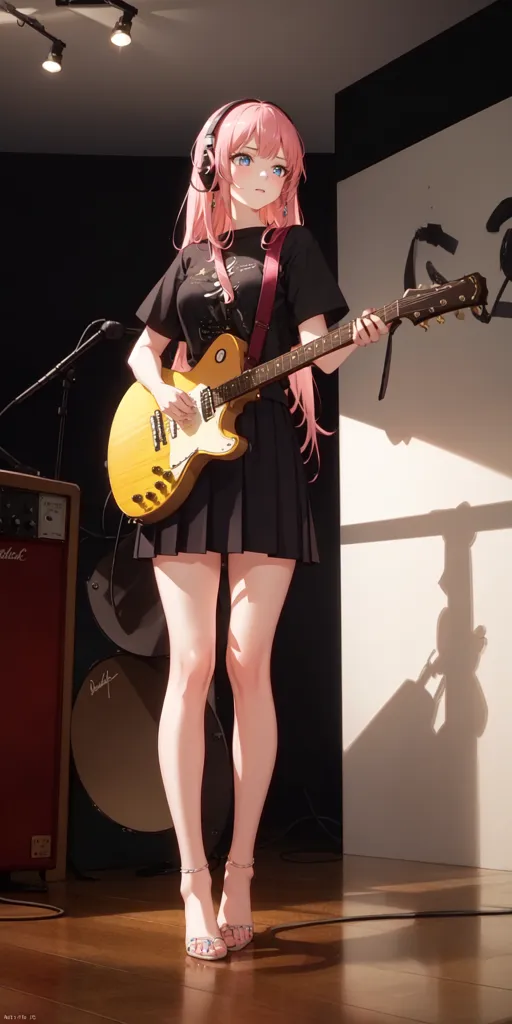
101,321,141,340
0,320,141,421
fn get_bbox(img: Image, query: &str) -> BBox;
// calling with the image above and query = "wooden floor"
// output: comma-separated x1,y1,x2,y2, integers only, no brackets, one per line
1,851,512,1024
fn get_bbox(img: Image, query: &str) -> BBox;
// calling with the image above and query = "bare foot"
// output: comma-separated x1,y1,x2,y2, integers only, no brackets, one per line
217,861,254,949
181,869,227,959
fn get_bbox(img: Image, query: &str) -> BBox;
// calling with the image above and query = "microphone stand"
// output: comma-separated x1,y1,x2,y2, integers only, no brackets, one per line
55,368,76,481
0,320,136,481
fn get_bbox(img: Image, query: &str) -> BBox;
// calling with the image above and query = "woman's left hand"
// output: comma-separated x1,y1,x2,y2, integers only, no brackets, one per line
352,308,389,346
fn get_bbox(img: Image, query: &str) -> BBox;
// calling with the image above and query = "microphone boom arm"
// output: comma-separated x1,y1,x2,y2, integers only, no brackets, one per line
0,319,139,478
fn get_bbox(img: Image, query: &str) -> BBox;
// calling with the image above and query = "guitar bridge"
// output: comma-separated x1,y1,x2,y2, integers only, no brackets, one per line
150,410,169,451
155,410,167,446
150,414,160,451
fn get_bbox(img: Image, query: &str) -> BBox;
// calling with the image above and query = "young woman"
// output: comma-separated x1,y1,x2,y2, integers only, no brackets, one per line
127,99,388,961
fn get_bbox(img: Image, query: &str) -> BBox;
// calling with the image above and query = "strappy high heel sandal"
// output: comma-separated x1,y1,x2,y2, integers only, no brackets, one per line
180,863,228,962
218,857,255,952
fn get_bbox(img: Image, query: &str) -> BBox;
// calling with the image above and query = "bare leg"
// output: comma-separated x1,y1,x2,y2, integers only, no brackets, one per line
154,551,225,959
217,551,296,948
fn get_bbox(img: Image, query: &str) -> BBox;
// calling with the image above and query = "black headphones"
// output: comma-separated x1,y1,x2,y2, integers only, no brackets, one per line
197,98,297,192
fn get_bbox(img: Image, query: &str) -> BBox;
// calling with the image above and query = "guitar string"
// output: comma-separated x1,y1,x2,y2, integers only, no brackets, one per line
161,281,481,417
212,280,482,399
211,307,456,403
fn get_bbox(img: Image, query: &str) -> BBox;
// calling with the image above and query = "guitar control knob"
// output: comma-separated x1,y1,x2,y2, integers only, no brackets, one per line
132,494,144,504
145,491,158,501
155,481,167,492
162,471,173,482
152,466,163,475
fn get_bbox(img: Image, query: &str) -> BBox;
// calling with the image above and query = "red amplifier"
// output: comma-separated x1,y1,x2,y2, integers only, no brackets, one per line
0,470,79,879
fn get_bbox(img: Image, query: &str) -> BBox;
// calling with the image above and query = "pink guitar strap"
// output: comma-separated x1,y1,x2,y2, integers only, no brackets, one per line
244,227,291,370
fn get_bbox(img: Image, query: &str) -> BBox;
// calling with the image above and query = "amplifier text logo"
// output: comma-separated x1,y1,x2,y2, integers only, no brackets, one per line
0,547,27,561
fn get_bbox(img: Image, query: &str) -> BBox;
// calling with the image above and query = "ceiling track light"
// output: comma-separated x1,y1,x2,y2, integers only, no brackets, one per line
55,0,138,49
110,8,134,47
0,0,66,72
43,39,65,72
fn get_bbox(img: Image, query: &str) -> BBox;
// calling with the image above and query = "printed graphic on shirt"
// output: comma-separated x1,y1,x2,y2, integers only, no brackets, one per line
204,256,238,298
193,255,257,343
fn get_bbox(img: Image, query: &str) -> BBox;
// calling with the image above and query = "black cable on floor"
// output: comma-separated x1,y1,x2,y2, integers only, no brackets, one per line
270,906,512,938
0,896,65,921
263,790,512,934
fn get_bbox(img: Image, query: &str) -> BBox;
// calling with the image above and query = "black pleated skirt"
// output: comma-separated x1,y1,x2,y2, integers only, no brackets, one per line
133,394,319,564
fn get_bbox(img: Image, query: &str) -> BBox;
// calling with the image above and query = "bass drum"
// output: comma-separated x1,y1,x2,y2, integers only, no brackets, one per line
70,653,232,850
86,532,168,657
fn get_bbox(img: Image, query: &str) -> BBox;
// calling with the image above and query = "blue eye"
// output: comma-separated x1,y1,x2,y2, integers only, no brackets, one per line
232,153,252,166
273,166,286,177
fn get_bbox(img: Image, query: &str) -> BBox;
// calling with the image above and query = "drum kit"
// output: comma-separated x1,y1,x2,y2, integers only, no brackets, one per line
70,531,232,869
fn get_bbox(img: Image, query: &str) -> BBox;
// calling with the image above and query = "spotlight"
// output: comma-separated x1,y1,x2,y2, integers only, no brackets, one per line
42,39,64,72
111,11,132,46
0,2,66,74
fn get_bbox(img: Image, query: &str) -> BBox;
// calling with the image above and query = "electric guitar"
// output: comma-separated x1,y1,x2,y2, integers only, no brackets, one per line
107,273,487,524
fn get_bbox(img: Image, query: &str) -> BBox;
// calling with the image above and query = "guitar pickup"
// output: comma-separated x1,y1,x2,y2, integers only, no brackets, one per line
150,414,160,452
200,387,214,421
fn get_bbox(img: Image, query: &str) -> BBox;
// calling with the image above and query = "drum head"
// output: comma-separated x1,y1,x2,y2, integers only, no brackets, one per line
87,532,168,657
71,654,232,844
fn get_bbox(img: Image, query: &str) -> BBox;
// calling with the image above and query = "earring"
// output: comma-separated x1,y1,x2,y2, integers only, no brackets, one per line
283,203,288,217
211,195,216,210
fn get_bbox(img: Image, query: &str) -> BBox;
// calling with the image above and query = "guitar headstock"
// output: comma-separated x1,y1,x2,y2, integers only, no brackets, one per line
399,273,488,328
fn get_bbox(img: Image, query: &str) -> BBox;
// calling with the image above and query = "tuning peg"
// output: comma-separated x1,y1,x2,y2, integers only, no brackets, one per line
436,316,445,325
420,320,430,330
455,310,465,320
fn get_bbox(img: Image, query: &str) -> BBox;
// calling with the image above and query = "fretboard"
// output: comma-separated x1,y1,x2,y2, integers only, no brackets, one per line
211,302,399,407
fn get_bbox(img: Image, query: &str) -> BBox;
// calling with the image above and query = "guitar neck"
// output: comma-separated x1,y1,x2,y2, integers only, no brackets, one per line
211,301,399,407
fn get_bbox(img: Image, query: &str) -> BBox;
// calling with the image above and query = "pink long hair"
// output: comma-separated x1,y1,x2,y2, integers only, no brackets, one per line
172,99,332,477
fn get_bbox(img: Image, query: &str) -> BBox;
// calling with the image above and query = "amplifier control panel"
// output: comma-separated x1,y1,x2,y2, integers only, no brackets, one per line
0,487,67,541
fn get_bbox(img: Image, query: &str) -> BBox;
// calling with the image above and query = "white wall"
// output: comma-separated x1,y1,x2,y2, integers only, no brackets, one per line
338,96,512,870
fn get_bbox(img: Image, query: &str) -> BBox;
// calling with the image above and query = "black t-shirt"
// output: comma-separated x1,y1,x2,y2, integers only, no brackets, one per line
136,225,349,402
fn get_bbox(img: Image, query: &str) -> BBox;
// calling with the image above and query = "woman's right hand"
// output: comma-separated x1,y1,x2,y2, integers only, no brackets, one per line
154,383,197,428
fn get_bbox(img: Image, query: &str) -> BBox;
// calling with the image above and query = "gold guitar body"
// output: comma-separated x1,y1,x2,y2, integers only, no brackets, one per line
108,271,488,526
107,333,259,524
